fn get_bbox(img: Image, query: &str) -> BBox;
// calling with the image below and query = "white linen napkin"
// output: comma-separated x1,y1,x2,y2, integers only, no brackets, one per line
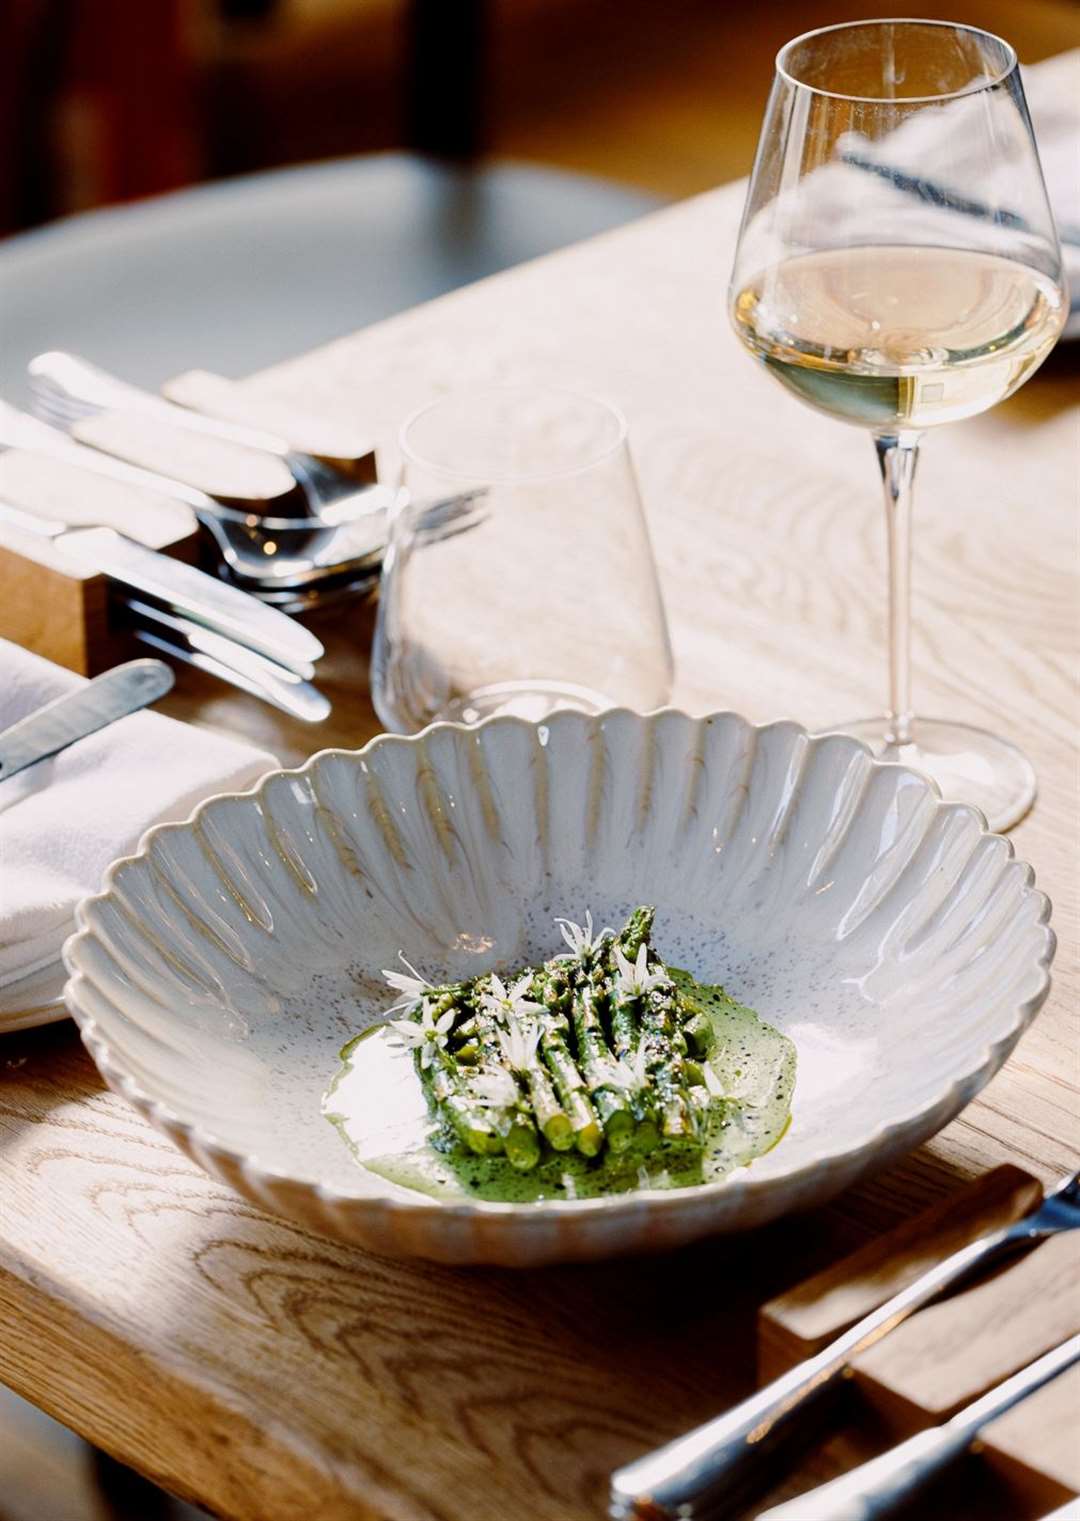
0,640,277,987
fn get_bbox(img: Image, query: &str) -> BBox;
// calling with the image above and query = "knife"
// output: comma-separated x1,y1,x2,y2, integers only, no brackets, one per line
756,1331,1080,1520
0,659,174,781
117,597,330,723
610,1166,1080,1520
0,499,322,677
28,353,383,519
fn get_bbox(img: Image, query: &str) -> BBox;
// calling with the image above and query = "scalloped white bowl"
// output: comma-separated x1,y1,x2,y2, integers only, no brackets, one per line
63,710,1054,1265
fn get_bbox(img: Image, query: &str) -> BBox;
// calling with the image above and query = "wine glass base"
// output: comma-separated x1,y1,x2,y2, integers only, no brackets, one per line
818,716,1037,833
440,680,619,726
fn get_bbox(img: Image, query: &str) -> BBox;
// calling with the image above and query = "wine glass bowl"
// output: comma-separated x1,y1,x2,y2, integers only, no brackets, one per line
729,20,1067,829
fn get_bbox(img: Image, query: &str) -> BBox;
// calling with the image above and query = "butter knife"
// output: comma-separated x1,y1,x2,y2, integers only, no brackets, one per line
118,597,330,723
0,659,174,781
0,499,322,677
757,1331,1080,1520
610,1167,1080,1519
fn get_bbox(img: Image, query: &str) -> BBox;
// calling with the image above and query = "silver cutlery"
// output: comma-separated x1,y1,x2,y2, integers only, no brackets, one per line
756,1331,1080,1520
162,366,377,488
0,400,390,590
117,598,330,723
0,498,323,677
0,659,174,781
28,351,382,523
609,1169,1080,1520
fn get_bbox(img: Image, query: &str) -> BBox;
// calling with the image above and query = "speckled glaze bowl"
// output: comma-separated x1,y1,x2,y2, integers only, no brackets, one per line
63,710,1054,1265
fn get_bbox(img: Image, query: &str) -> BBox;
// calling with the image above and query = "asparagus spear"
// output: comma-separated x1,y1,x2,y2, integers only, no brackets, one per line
536,965,604,1157
426,1047,504,1156
569,967,636,1153
472,973,566,1162
606,910,701,1146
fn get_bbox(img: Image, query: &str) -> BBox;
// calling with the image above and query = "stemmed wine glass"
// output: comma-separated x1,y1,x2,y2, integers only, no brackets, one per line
729,19,1067,830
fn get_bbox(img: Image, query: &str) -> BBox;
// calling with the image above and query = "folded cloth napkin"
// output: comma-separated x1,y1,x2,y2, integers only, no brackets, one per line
0,640,276,988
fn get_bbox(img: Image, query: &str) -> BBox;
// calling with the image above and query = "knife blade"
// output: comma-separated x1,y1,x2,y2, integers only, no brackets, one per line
0,659,174,781
0,499,323,677
756,1332,1080,1521
130,627,329,724
117,596,331,723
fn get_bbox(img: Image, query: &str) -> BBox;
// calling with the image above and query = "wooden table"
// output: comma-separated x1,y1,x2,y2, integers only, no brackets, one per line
1,180,1077,1521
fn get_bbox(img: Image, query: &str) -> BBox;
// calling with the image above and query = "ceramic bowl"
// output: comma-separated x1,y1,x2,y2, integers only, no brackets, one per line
63,710,1054,1265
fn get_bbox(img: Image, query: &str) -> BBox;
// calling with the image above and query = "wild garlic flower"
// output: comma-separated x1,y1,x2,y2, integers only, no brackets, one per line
612,942,668,999
498,1016,541,1074
605,1044,651,1095
470,1067,520,1110
702,1061,726,1101
480,972,544,1025
381,950,433,1013
387,1001,455,1069
554,910,612,960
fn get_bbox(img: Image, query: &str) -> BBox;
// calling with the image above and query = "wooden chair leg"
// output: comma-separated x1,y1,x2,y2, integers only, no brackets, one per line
404,0,490,159
90,1446,176,1519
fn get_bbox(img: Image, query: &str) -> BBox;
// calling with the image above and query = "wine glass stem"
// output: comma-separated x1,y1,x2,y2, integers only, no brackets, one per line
875,431,922,746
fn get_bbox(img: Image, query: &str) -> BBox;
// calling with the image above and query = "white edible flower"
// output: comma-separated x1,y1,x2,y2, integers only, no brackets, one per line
381,950,433,1013
612,942,668,1000
470,1067,520,1110
387,1000,455,1069
703,1061,726,1101
605,1044,651,1094
480,972,544,1024
498,1015,541,1074
554,910,611,960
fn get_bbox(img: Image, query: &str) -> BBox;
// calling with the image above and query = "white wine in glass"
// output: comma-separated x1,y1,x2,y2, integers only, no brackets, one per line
730,20,1068,830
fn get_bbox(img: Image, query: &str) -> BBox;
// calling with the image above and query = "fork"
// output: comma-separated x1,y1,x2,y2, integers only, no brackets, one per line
28,351,383,525
609,1170,1080,1520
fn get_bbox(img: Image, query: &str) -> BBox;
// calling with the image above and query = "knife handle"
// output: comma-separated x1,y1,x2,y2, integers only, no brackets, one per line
754,1429,957,1521
0,659,174,780
608,1223,1021,1519
59,527,323,676
30,351,288,455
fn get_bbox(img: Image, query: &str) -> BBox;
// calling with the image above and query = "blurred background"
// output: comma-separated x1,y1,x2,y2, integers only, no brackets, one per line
3,0,1079,235
1,2,1079,1519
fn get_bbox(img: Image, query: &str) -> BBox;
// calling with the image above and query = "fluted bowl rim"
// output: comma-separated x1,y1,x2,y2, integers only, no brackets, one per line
62,709,1056,1262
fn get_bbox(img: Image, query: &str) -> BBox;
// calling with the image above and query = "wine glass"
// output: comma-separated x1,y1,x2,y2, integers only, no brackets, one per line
372,385,673,731
729,19,1067,830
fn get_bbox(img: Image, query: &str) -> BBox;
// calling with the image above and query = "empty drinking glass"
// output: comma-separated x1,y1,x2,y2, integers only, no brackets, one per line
372,386,673,732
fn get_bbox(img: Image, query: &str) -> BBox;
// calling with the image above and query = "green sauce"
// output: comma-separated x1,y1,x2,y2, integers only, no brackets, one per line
323,969,795,1202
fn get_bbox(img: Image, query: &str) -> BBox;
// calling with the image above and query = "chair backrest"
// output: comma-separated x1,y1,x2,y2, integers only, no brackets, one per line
0,153,661,403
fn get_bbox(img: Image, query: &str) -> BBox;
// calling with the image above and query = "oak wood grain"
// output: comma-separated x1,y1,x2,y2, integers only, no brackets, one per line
981,1364,1080,1510
851,1232,1080,1428
0,450,200,674
0,176,1076,1521
758,1165,1046,1382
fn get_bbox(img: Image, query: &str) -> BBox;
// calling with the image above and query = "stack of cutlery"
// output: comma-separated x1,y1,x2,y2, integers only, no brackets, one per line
0,351,398,719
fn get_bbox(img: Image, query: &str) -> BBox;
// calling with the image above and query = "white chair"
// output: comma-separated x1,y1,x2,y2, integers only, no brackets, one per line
0,153,661,404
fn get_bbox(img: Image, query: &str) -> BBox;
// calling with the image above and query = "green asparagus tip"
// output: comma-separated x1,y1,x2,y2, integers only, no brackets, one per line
604,1110,637,1154
505,1120,542,1172
574,1120,604,1158
544,1114,576,1151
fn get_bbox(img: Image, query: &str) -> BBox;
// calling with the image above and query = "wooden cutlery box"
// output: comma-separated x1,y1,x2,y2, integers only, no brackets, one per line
760,1166,1080,1514
0,451,200,675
